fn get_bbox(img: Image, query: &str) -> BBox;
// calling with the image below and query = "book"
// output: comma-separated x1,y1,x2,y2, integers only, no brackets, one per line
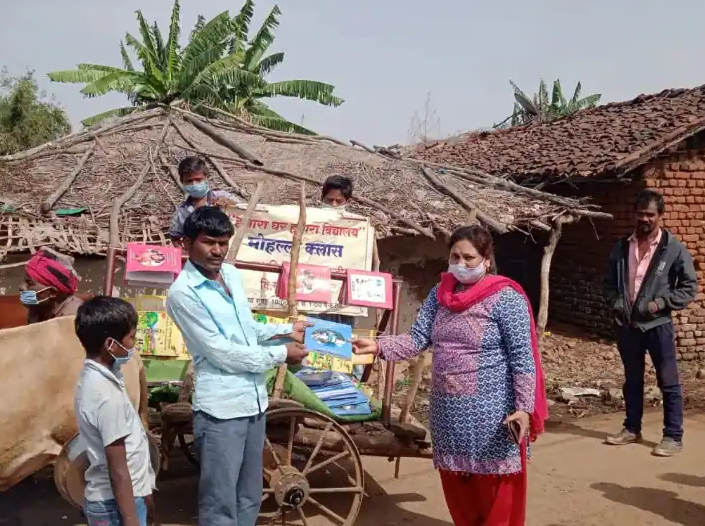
331,401,372,417
125,244,182,287
277,263,332,303
303,317,353,360
345,270,393,309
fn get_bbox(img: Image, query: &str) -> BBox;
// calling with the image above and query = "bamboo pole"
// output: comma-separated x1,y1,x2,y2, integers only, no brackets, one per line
272,183,307,398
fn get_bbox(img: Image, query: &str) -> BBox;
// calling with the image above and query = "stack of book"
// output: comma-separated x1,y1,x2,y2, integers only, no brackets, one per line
295,368,371,417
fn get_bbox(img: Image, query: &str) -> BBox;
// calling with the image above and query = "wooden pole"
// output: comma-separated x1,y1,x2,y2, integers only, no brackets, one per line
273,183,307,398
536,217,570,336
225,182,265,264
394,351,428,478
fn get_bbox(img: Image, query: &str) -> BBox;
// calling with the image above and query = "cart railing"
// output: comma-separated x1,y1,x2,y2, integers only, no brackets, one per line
102,245,403,428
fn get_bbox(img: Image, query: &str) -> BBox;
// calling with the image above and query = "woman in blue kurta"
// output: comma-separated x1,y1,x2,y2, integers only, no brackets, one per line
353,225,547,526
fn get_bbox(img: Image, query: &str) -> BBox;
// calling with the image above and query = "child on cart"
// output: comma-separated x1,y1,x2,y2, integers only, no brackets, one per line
309,175,365,381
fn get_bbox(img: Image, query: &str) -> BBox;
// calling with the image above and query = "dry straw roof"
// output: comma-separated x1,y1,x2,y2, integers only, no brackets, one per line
410,84,705,180
0,106,608,257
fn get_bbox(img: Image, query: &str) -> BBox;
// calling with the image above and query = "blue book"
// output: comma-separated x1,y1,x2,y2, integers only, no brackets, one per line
304,317,353,360
331,402,372,417
324,393,370,408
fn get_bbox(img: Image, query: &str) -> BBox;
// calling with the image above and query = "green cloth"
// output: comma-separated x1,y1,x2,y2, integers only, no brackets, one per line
265,368,381,423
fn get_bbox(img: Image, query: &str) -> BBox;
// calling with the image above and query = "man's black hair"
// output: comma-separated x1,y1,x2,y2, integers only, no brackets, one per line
183,206,235,241
178,156,206,181
322,175,353,200
635,189,665,214
75,296,138,357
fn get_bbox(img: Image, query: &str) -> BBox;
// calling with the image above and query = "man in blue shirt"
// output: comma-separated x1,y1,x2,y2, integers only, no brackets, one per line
166,206,309,526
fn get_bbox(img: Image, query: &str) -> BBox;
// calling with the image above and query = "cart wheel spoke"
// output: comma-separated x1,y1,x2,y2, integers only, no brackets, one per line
266,509,282,526
302,422,333,474
297,507,311,526
265,437,283,471
307,496,346,524
304,450,350,476
309,486,364,494
286,416,296,466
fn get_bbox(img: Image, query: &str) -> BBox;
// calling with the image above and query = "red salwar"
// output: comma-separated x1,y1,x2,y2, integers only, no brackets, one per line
439,444,527,526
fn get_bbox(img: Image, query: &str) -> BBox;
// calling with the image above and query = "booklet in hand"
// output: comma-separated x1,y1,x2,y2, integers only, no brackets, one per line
303,317,353,360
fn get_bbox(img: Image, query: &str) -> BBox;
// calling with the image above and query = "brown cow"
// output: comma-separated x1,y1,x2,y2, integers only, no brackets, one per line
0,316,149,492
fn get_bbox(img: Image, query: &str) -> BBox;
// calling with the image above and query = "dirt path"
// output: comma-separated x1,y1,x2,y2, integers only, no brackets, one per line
3,410,705,526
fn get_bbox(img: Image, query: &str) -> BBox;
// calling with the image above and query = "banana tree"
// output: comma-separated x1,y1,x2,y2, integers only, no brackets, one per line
48,0,343,133
495,79,601,128
211,2,344,134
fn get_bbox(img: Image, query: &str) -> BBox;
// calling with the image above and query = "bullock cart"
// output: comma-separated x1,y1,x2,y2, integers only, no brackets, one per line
99,240,434,526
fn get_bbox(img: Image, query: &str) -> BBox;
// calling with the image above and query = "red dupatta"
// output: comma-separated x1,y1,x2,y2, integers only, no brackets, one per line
437,272,548,440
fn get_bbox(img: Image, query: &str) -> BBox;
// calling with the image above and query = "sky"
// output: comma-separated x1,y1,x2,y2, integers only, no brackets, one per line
3,0,705,146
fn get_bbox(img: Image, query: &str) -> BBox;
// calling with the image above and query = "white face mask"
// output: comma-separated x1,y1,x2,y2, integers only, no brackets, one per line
448,261,486,284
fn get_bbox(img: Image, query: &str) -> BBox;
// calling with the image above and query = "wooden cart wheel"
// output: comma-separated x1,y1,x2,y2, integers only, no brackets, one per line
177,433,199,468
259,407,364,526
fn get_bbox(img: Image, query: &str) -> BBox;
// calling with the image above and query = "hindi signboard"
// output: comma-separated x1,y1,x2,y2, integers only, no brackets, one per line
226,204,374,316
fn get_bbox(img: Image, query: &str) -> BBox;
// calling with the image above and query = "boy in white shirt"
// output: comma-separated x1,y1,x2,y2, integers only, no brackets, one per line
74,296,155,526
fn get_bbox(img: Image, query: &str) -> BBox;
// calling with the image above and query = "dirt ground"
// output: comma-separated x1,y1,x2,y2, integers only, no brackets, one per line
3,325,705,526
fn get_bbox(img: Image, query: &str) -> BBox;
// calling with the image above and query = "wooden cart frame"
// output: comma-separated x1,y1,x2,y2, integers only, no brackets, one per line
103,244,432,526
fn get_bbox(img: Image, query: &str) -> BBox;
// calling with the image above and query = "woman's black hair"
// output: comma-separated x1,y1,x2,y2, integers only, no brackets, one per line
75,296,138,357
183,206,234,241
178,156,206,181
448,225,496,274
634,189,665,214
322,175,353,199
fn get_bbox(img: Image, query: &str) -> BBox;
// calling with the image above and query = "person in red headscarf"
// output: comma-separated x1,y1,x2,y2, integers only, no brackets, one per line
20,250,84,324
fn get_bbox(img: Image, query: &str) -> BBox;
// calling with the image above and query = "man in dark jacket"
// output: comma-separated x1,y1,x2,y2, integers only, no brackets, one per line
604,189,697,456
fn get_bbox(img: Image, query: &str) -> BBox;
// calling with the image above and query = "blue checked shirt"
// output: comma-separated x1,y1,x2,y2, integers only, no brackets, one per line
166,261,293,419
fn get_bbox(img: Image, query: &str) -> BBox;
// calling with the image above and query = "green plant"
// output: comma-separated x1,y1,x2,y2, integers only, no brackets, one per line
495,79,601,128
0,68,71,155
48,0,343,133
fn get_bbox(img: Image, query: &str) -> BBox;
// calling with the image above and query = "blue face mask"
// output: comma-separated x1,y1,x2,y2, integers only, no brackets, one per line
20,287,52,306
108,339,135,372
183,181,209,199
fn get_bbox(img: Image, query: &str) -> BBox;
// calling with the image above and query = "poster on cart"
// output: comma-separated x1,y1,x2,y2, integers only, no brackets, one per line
226,204,374,316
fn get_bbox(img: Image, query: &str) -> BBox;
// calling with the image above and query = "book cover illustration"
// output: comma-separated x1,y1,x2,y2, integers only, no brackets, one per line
277,263,332,303
303,317,353,360
125,244,182,286
346,270,393,309
251,313,373,373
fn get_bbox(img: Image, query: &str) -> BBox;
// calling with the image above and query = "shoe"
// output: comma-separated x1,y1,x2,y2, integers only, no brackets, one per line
652,437,683,457
605,428,642,445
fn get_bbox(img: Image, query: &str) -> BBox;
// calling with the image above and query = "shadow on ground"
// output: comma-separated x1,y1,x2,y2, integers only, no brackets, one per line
0,456,450,526
592,482,705,526
658,473,705,488
545,420,658,449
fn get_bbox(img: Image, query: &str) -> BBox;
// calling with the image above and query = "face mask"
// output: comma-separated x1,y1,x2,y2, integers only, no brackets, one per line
183,181,209,198
449,261,486,284
321,202,346,210
20,287,51,306
108,339,135,371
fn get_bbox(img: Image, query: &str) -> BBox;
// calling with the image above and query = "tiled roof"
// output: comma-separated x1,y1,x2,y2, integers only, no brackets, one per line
409,85,705,179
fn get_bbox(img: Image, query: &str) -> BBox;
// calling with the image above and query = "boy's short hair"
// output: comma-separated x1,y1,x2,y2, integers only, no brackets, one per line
322,175,353,200
183,206,235,242
178,156,206,181
75,296,138,357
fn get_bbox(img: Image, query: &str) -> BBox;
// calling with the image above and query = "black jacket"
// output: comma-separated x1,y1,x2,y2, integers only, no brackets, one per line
604,229,697,331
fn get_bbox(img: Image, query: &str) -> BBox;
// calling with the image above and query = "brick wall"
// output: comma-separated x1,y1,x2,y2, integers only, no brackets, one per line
549,146,705,360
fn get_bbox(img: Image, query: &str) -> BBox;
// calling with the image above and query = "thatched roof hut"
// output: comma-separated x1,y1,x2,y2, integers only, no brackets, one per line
0,106,612,331
0,106,608,255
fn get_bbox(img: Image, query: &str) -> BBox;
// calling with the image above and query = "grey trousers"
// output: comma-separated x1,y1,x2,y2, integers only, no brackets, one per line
193,411,265,526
